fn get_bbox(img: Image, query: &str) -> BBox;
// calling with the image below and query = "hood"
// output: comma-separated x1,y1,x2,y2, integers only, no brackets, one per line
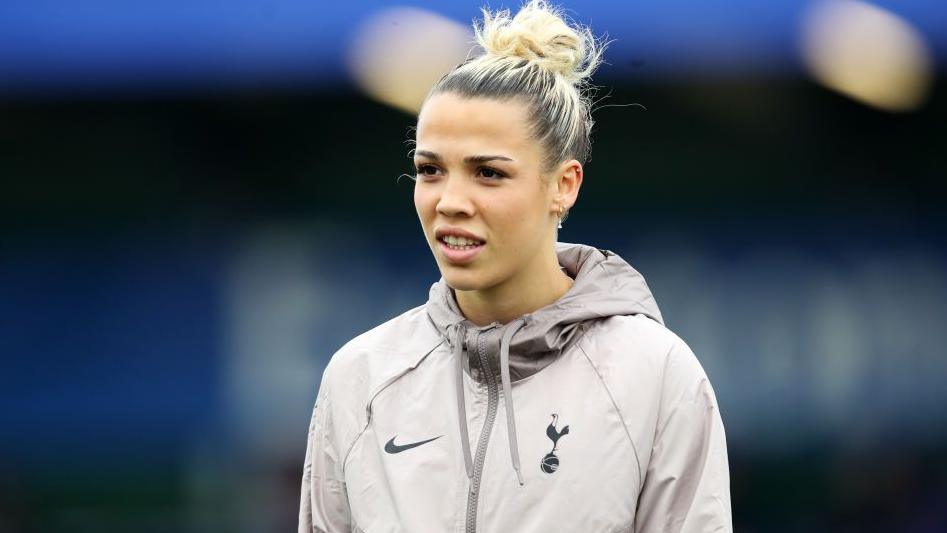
424,241,664,487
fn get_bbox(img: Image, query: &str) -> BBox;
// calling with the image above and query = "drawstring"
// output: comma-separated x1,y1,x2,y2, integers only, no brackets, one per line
449,318,529,486
450,322,474,479
499,318,528,486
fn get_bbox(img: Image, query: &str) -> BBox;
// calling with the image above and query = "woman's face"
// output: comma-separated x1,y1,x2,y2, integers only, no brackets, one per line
413,92,559,293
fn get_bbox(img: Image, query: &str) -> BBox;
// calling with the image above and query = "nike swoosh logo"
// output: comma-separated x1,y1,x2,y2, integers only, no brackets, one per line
384,435,443,454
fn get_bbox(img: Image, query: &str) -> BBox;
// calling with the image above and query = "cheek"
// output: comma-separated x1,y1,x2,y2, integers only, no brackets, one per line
414,186,434,218
489,193,544,242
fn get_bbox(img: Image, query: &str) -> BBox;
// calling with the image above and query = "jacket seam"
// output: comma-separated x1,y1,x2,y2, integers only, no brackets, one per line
575,326,645,493
340,339,445,475
652,339,679,442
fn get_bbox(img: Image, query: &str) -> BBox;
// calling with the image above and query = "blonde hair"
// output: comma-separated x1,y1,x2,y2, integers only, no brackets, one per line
424,0,606,173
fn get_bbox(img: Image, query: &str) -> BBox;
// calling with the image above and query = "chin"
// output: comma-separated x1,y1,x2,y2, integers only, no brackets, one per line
440,267,490,292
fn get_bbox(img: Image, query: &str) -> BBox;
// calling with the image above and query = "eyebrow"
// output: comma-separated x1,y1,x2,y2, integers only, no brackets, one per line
415,150,514,164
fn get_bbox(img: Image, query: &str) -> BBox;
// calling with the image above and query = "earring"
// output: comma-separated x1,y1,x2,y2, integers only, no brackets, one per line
557,205,564,229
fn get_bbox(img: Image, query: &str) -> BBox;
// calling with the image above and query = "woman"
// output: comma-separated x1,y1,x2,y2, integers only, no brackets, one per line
299,1,731,531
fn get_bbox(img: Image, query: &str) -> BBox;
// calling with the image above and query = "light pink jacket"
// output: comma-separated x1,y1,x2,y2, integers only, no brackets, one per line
299,242,732,532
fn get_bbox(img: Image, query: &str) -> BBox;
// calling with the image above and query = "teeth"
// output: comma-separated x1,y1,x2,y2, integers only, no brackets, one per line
442,235,483,247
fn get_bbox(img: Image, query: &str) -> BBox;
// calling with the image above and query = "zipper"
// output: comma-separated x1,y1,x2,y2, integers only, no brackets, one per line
465,326,501,533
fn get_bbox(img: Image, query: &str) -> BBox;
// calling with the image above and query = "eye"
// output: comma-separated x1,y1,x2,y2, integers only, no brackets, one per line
478,166,507,180
415,164,440,177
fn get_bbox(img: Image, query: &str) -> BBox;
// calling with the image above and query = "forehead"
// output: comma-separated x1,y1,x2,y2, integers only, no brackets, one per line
415,93,538,156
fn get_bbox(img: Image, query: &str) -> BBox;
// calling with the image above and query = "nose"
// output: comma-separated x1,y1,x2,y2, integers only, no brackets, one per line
436,175,475,218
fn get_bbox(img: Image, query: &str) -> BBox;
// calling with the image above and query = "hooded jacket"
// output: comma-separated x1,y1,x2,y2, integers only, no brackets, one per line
299,242,731,533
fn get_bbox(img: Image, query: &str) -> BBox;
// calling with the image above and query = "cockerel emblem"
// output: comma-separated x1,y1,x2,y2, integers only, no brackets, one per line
541,413,570,474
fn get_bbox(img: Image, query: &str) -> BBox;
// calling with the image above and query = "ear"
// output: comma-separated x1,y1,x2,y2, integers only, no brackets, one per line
550,159,583,214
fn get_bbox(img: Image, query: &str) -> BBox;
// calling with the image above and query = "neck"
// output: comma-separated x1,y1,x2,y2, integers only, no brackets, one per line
455,245,574,327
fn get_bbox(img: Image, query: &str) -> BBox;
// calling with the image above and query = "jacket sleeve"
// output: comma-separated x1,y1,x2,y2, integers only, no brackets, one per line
299,361,353,533
634,338,732,533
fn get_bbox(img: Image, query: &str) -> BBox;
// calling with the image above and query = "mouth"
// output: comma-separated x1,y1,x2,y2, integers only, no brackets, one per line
438,234,485,249
436,235,486,264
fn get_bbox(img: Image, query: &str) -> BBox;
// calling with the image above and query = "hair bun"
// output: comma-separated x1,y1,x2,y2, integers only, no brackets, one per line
474,0,603,85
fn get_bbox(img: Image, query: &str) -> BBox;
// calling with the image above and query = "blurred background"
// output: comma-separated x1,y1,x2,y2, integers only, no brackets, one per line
1,0,945,531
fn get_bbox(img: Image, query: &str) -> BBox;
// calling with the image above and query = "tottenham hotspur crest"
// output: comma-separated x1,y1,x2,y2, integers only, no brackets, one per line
541,413,570,474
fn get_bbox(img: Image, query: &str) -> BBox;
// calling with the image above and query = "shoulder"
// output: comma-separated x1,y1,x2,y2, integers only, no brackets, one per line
332,303,436,359
579,313,693,376
320,302,443,401
575,313,720,466
313,303,444,450
577,313,714,412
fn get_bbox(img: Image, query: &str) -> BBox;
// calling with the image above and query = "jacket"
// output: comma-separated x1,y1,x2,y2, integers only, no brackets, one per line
299,241,732,533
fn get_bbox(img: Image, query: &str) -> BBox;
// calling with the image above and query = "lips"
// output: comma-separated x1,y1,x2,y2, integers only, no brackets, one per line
435,226,486,243
433,226,486,264
437,237,485,264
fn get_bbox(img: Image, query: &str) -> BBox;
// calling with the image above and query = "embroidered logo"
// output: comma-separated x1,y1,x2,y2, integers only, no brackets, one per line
541,413,570,474
384,435,442,454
